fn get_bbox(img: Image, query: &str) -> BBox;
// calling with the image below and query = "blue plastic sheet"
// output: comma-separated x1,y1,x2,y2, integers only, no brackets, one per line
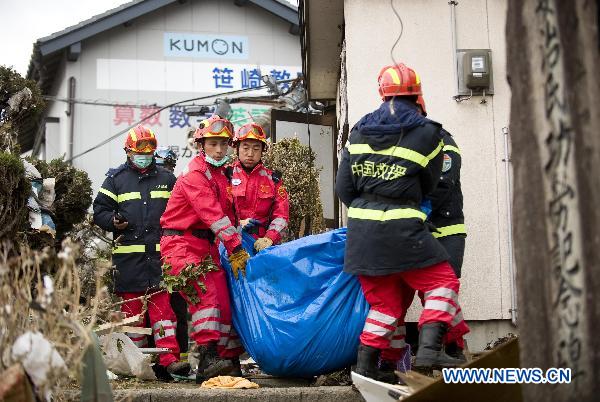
219,228,369,377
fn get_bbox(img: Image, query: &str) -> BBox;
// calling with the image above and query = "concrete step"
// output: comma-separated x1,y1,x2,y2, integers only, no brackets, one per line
66,386,364,402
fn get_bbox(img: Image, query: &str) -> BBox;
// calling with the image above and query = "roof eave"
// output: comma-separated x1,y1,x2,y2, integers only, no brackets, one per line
38,0,178,56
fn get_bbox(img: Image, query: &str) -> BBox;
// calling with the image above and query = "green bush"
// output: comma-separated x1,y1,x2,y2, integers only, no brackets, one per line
28,157,93,242
263,138,325,240
0,152,29,240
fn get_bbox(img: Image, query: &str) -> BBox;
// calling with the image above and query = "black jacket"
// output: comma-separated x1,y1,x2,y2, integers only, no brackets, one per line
428,131,466,238
93,161,176,292
336,99,449,276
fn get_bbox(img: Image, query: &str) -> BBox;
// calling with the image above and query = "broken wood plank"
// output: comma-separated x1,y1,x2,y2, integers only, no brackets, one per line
396,370,435,392
0,364,35,402
116,326,152,335
94,314,143,336
401,338,522,402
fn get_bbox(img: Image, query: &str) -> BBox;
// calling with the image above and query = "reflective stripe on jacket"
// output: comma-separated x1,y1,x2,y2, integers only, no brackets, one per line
428,131,466,238
336,107,450,276
93,162,176,292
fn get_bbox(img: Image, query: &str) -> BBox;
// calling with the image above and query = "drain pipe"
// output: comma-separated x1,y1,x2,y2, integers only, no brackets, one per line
449,1,460,98
66,77,76,163
502,126,517,326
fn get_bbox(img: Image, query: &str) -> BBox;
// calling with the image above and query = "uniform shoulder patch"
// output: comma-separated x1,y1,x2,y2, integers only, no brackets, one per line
277,186,287,199
442,153,452,173
272,170,282,183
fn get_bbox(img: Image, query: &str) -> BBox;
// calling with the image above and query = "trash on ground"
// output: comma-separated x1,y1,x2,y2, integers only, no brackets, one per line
200,375,260,389
100,333,156,380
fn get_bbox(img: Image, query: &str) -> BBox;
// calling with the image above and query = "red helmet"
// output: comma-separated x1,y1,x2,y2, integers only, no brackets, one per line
233,123,268,146
416,95,427,116
193,115,234,142
377,63,422,100
124,125,157,153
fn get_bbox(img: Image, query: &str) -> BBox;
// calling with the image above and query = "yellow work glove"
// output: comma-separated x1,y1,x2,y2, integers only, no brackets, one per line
254,237,273,252
229,249,250,279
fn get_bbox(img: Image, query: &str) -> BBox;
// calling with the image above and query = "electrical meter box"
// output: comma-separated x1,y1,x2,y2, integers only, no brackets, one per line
463,51,490,89
456,49,494,95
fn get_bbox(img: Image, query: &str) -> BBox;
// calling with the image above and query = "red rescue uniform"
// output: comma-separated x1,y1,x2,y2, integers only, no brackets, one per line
231,160,289,243
159,154,243,358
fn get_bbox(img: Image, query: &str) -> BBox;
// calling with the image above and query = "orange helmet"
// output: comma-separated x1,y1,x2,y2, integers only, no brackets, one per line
124,125,157,153
233,123,268,146
416,95,427,116
193,115,234,142
377,63,422,100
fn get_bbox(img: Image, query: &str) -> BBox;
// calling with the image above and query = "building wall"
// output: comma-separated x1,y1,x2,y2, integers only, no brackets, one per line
44,61,69,160
44,0,302,193
344,0,514,323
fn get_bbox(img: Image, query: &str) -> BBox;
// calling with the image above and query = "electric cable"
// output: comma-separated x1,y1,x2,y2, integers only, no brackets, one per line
389,0,404,114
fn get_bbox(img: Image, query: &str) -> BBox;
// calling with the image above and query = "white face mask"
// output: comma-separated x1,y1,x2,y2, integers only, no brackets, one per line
205,154,230,167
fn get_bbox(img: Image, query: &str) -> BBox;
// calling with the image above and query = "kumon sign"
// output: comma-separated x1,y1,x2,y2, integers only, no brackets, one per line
164,32,248,59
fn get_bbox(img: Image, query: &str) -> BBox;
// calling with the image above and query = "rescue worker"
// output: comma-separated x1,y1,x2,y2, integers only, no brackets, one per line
417,95,468,362
155,146,178,172
154,146,190,359
92,125,189,377
335,63,469,381
159,115,250,384
231,122,289,251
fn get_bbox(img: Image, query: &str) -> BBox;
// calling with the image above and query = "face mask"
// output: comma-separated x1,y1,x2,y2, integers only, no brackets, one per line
132,154,154,169
205,154,230,167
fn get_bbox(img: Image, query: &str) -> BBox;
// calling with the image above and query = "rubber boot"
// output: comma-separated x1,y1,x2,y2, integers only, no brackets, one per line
354,344,397,383
414,323,463,369
379,360,397,380
166,361,191,376
445,341,467,363
229,356,243,377
195,343,234,384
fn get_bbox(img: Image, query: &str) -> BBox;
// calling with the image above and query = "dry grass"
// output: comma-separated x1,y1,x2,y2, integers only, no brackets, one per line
0,238,113,400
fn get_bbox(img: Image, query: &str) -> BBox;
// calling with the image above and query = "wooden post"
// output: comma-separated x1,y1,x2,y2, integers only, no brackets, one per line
506,0,600,400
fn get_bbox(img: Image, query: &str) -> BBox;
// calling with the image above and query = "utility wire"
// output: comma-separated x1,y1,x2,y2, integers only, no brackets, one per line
67,78,297,162
389,0,404,114
389,0,404,68
42,96,161,108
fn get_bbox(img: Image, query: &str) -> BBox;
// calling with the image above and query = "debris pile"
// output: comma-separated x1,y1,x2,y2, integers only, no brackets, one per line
0,239,112,401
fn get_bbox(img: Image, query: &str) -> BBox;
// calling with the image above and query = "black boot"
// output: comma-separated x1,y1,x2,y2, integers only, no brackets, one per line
354,344,396,383
195,343,234,384
229,356,243,377
379,360,397,380
445,342,467,363
414,323,463,369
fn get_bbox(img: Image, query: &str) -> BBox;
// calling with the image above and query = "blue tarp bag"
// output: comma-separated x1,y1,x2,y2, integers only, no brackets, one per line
219,228,369,377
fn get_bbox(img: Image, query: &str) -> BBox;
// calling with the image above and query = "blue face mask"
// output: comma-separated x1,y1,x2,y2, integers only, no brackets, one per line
132,154,154,169
205,154,230,167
